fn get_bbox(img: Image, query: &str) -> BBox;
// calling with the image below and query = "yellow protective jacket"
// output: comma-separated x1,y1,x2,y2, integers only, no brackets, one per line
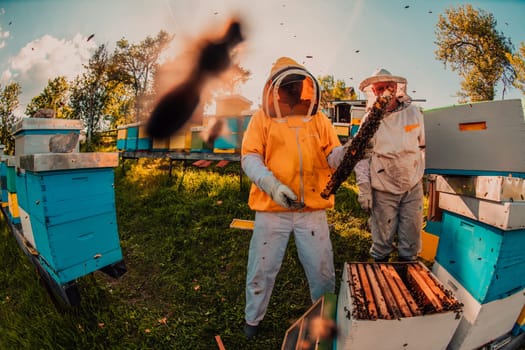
241,57,341,212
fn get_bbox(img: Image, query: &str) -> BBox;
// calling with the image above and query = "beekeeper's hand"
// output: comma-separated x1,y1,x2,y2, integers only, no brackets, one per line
259,175,298,209
357,182,373,212
327,144,347,169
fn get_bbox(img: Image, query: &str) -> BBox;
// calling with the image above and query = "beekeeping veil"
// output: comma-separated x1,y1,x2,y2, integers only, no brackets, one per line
262,57,320,118
359,68,409,110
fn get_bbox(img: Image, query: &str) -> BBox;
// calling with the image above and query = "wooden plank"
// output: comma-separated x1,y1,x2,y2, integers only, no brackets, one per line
215,335,226,350
407,265,443,312
380,264,413,318
215,160,230,168
349,263,367,319
373,264,402,319
386,265,421,316
193,159,213,168
365,264,390,319
229,219,254,230
357,264,377,319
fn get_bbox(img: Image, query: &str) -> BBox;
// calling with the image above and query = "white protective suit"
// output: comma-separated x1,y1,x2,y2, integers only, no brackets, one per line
355,68,425,261
241,57,344,327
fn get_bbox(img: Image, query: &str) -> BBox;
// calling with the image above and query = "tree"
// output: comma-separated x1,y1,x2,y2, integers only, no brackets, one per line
25,76,72,117
507,42,525,94
0,82,21,154
70,44,131,147
317,75,357,110
112,30,174,122
435,4,515,102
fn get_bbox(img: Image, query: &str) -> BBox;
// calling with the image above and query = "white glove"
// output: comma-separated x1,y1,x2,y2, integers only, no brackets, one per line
327,145,346,169
259,175,299,209
357,182,373,211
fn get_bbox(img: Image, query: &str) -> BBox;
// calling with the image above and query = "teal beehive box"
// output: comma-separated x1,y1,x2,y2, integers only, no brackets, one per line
17,153,124,284
137,123,152,150
125,123,139,151
435,210,525,303
124,122,151,151
116,126,127,150
213,115,251,150
0,155,8,207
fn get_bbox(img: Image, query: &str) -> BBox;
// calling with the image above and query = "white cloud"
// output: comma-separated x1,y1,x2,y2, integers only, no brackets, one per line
0,27,9,48
6,33,96,106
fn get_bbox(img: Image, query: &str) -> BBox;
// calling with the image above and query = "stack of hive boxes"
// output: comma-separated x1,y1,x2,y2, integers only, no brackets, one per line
424,99,525,349
13,117,125,288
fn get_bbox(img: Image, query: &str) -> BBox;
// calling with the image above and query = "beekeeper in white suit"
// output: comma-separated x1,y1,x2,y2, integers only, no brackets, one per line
241,57,345,339
355,68,425,262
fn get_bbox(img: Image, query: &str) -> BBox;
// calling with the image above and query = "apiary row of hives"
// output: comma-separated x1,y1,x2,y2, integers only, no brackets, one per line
117,95,253,154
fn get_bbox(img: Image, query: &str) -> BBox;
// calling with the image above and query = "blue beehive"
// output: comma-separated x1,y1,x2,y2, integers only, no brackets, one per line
17,153,123,285
124,122,151,151
0,155,8,207
213,115,251,150
125,124,139,151
116,126,127,151
435,210,525,304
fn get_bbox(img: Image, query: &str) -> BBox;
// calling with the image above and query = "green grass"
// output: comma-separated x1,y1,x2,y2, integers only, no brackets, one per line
0,158,378,349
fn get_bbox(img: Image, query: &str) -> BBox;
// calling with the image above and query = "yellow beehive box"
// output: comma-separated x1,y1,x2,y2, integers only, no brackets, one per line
419,230,439,262
8,191,19,218
138,124,149,138
152,138,170,151
169,124,195,151
169,132,190,151
116,127,127,151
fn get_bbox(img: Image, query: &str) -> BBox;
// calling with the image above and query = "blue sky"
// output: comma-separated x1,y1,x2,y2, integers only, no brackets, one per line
0,0,524,115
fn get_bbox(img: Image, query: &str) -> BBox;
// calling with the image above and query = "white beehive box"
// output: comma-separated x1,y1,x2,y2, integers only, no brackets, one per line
424,99,525,174
13,118,83,155
436,175,525,202
336,262,462,350
433,262,525,350
438,192,525,230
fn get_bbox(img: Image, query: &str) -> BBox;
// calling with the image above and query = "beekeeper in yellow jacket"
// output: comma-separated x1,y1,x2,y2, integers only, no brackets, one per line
355,68,425,263
241,57,345,339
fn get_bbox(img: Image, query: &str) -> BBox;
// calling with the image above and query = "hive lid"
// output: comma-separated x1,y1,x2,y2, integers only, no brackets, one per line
17,152,119,171
13,118,83,134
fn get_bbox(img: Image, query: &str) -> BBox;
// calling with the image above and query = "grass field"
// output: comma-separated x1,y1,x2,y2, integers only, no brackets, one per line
0,158,374,349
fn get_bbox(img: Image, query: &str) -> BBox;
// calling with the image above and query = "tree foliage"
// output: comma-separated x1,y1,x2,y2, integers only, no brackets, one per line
434,4,515,102
25,76,72,117
0,82,21,154
507,42,525,94
112,31,174,122
70,44,132,147
317,75,357,110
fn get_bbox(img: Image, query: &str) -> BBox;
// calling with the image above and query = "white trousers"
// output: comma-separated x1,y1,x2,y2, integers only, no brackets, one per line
369,181,423,260
245,210,335,325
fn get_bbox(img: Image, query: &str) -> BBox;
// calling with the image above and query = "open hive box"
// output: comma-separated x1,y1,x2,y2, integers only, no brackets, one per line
337,261,463,350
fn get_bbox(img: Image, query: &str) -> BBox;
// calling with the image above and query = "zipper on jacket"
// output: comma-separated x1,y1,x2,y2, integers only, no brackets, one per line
294,127,305,203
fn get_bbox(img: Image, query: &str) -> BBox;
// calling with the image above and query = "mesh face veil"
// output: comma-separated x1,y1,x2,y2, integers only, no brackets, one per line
359,68,409,110
263,67,319,118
